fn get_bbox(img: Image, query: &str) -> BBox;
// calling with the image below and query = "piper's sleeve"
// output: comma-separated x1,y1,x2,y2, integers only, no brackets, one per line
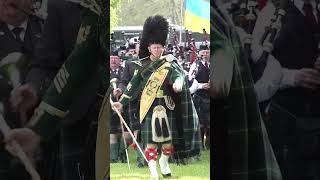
26,9,101,140
118,69,142,106
170,63,186,88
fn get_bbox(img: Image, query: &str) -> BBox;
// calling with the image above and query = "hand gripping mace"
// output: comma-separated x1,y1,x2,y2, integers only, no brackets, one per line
0,112,41,180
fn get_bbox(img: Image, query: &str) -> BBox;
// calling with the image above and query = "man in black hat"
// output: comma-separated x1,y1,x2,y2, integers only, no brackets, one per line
126,43,137,58
188,44,210,149
109,51,127,163
118,45,127,57
112,15,201,179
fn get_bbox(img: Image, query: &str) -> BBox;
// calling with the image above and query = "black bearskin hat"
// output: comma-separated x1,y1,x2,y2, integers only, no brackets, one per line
138,15,169,58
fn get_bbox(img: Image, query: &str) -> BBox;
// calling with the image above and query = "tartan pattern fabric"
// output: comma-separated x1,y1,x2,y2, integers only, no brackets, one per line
140,98,174,144
212,3,283,180
121,58,202,159
127,100,141,131
110,106,133,133
192,93,210,125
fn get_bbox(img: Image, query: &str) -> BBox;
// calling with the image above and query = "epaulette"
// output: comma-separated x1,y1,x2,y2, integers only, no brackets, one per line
131,56,148,67
160,54,177,63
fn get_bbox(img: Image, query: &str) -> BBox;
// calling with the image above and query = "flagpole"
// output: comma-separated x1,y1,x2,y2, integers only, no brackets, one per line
180,0,184,45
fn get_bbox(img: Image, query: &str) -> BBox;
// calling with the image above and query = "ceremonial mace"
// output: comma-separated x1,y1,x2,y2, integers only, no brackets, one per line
0,110,41,180
110,78,130,169
109,98,150,166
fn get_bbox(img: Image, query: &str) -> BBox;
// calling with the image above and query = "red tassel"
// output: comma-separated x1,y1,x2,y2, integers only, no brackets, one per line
132,143,137,151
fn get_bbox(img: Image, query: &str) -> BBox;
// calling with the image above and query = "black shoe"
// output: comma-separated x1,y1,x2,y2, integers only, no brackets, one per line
162,173,171,178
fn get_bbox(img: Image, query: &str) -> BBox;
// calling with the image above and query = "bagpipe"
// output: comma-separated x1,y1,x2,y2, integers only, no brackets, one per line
188,28,210,81
170,27,182,57
251,0,289,82
166,26,210,77
226,0,298,114
202,28,209,47
227,0,289,82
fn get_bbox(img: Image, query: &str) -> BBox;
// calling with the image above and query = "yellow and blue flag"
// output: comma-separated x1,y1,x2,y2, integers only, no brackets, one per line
184,0,210,33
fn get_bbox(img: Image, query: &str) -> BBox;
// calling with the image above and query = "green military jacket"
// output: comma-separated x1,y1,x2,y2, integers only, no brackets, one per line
24,0,109,179
26,0,107,141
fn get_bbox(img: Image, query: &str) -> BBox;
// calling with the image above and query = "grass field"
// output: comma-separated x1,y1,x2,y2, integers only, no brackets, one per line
110,147,210,180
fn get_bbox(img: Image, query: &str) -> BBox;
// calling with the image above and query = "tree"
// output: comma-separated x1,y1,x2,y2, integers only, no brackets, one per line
110,0,122,31
117,0,182,26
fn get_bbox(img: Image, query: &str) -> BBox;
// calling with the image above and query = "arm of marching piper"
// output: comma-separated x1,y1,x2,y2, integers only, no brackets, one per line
24,8,101,141
118,68,143,106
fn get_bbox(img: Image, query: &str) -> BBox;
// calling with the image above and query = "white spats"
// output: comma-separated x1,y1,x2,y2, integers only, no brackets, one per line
159,154,171,176
148,160,159,179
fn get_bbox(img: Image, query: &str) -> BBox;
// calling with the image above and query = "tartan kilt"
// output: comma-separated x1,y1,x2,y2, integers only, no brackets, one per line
192,92,210,126
126,100,141,131
109,111,121,134
140,98,175,144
